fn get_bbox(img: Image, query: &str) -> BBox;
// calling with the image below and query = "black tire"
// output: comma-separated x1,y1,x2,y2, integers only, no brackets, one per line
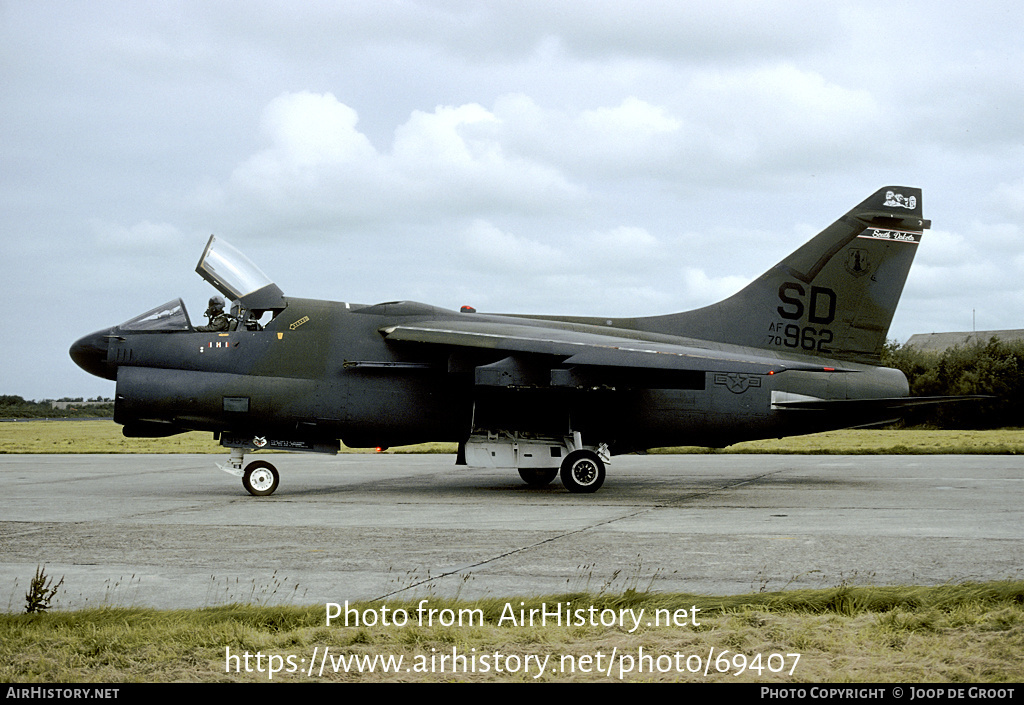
518,467,558,487
559,450,605,493
242,460,279,496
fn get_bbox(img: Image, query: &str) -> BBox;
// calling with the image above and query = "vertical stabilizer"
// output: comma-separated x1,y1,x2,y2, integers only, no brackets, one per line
644,187,929,364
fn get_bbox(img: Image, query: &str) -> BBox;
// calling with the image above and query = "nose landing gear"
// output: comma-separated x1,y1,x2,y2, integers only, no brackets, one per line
242,460,280,496
217,447,280,496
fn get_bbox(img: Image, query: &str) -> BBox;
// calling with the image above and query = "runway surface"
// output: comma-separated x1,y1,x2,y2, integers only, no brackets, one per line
1,453,1021,610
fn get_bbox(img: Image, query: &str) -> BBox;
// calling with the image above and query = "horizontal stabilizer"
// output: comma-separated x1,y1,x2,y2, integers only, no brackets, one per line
772,395,991,412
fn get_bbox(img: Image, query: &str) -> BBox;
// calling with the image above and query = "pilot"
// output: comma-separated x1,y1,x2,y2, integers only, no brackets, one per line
196,296,230,332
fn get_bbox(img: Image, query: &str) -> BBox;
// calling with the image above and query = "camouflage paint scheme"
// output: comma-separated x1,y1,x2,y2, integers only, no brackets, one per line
71,187,959,495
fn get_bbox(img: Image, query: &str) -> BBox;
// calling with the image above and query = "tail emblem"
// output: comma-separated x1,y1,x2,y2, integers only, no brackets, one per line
845,248,872,278
884,191,917,209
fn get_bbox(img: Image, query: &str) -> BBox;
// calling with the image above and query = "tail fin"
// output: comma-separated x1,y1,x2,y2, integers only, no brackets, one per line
647,186,929,364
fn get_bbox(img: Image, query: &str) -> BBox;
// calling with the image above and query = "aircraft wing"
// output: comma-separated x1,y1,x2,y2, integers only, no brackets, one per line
379,319,847,376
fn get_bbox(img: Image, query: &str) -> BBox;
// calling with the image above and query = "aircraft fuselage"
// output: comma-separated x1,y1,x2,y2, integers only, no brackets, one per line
70,187,942,494
74,296,907,454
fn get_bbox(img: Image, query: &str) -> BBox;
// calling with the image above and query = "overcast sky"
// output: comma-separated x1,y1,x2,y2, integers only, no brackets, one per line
4,1,1023,400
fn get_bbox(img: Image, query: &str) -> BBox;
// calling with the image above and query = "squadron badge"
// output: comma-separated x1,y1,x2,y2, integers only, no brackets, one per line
845,248,871,278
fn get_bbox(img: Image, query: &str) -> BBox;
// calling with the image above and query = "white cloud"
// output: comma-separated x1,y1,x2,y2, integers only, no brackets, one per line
220,92,583,228
678,267,750,306
458,221,663,275
211,76,891,238
393,103,501,169
916,229,968,267
227,91,380,212
448,218,749,316
992,179,1024,214
459,220,561,272
491,94,687,176
582,225,659,257
261,91,376,168
684,64,883,170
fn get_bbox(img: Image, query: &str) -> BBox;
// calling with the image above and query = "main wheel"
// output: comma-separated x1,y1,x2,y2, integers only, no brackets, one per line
242,460,279,496
518,467,558,487
559,450,605,494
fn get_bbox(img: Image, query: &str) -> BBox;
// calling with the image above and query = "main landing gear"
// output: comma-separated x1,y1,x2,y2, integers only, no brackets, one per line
518,467,558,487
464,432,609,493
559,449,606,494
218,447,280,496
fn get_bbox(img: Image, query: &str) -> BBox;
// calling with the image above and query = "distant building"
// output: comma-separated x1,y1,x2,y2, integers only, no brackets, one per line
905,330,1024,354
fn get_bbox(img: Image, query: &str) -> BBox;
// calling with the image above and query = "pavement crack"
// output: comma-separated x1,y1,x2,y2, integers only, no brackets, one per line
373,470,785,600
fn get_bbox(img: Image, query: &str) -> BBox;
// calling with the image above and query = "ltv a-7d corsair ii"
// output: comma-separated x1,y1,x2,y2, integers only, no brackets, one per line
71,186,962,496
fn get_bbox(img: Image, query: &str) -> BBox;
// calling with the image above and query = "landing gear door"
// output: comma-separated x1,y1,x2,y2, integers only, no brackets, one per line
196,235,287,313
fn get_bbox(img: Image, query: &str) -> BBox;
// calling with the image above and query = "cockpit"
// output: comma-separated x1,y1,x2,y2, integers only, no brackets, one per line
119,299,193,331
70,236,287,379
117,236,288,333
195,235,286,329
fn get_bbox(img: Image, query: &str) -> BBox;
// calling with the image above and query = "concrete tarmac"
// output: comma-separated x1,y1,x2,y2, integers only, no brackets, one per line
1,453,1021,611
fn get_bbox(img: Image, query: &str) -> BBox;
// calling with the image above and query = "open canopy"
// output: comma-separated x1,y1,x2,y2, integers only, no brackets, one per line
196,235,286,312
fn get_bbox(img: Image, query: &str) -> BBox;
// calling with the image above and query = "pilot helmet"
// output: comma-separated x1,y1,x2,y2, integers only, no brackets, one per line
207,296,225,314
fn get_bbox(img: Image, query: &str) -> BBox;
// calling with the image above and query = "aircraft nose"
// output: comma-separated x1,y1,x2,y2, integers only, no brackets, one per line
69,328,117,380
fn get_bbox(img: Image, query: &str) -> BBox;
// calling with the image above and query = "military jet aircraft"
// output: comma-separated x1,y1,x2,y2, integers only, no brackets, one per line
71,186,960,496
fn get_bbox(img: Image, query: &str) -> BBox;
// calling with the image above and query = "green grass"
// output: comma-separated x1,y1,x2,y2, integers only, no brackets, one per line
2,582,1022,682
3,420,1024,454
0,420,455,454
653,428,1024,455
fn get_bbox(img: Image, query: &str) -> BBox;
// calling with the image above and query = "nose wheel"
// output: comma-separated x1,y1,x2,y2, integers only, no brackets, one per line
217,446,281,496
242,460,280,496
